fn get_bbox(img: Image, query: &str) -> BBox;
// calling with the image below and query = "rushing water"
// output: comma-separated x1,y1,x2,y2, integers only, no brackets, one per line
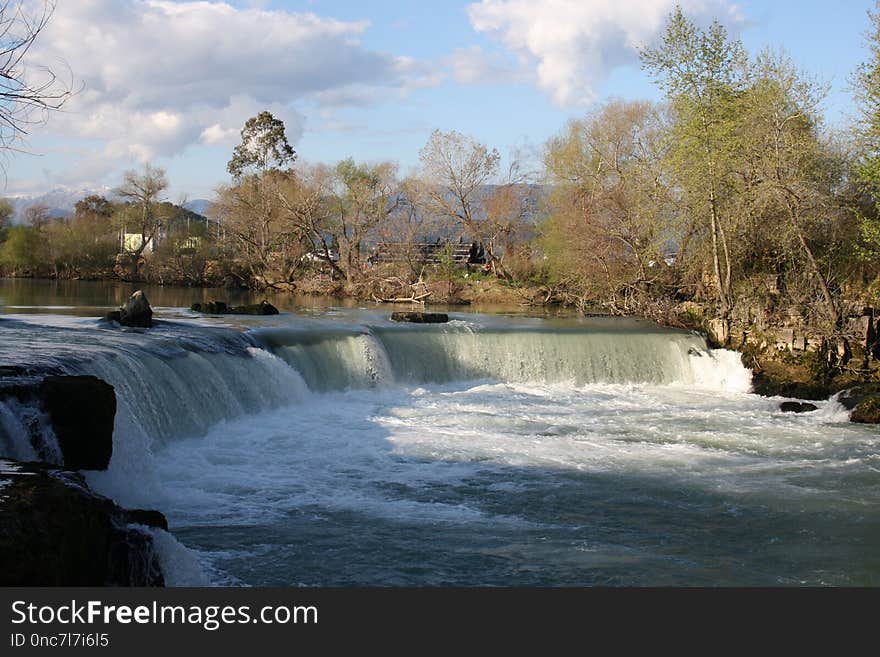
1,279,878,586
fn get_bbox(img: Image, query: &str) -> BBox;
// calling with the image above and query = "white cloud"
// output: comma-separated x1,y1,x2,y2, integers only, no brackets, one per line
467,0,745,106
445,45,520,85
29,0,416,171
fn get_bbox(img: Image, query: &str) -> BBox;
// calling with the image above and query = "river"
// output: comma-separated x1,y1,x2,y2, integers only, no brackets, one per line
1,279,878,586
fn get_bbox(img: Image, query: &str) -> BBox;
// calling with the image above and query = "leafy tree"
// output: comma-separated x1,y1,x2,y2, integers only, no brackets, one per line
327,158,399,279
853,1,880,262
0,197,12,233
543,100,673,312
227,111,296,179
0,225,42,273
641,7,747,317
737,51,844,327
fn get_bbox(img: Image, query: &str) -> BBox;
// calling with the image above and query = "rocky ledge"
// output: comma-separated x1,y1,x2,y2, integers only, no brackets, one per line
0,459,166,586
0,374,169,586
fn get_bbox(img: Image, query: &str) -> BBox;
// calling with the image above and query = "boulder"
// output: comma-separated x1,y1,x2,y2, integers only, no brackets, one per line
124,509,169,531
191,301,228,314
391,312,450,324
851,397,880,424
231,300,279,315
107,290,153,327
191,300,279,315
40,375,116,470
0,459,164,586
780,401,818,414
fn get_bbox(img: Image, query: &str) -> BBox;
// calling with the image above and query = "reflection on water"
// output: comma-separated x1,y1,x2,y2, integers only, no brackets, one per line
0,277,571,318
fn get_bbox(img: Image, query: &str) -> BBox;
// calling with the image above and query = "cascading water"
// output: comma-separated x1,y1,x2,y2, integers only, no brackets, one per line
2,308,878,586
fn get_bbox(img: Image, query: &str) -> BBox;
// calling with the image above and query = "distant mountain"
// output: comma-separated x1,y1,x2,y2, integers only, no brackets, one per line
4,190,214,223
183,199,213,216
6,186,115,223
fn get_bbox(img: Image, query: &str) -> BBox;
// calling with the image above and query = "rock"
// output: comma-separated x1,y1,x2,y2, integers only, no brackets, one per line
391,312,450,324
751,371,830,401
851,397,880,424
40,375,116,470
0,459,164,586
107,290,153,327
780,401,818,413
191,300,279,315
191,301,228,314
706,318,729,347
773,328,795,351
124,509,169,531
231,300,279,315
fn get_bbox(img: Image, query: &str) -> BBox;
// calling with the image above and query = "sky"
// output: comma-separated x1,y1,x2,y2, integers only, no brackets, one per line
6,0,878,201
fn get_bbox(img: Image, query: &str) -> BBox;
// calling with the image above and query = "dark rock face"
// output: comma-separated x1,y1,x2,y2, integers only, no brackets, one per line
40,375,115,470
851,397,880,424
0,460,165,586
780,401,818,414
124,509,169,531
106,290,153,327
191,300,279,315
751,371,830,401
390,312,450,324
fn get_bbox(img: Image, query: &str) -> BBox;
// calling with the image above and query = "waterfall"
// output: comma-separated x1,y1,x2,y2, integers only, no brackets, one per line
0,316,753,479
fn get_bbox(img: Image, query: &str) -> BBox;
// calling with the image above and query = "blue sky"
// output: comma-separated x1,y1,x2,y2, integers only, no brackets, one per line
8,0,877,201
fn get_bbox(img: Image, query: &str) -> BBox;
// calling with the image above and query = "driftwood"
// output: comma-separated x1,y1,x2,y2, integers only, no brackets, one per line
372,277,432,304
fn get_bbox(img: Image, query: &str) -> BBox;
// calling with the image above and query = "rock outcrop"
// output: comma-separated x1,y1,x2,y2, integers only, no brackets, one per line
40,375,116,470
106,290,154,327
850,397,880,424
0,459,165,586
191,300,279,315
390,312,450,324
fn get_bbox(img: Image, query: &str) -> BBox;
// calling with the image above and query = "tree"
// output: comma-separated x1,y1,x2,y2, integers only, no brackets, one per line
24,203,50,229
0,1,73,152
543,100,673,312
114,164,169,256
0,197,12,232
326,158,399,279
738,51,844,327
227,111,296,179
0,225,41,273
417,129,500,255
641,7,747,318
853,2,880,263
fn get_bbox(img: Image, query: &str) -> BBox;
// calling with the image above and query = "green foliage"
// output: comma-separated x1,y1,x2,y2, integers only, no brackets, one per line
0,226,42,271
227,111,296,179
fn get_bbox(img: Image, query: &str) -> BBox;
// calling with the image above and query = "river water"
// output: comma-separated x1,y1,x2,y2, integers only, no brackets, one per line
1,279,878,586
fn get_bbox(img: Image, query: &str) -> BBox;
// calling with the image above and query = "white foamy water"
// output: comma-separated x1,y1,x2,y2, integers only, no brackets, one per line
2,308,879,586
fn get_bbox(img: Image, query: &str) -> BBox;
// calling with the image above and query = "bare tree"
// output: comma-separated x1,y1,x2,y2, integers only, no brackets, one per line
418,128,500,246
0,1,74,152
114,164,169,256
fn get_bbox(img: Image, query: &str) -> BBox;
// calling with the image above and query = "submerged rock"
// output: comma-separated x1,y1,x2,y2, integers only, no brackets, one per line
780,401,818,414
191,300,228,314
390,312,449,324
106,290,153,327
233,300,280,315
191,300,279,315
851,397,880,424
0,459,165,586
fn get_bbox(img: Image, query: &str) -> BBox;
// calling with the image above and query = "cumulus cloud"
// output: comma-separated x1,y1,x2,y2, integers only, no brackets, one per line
30,0,416,169
467,0,745,106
